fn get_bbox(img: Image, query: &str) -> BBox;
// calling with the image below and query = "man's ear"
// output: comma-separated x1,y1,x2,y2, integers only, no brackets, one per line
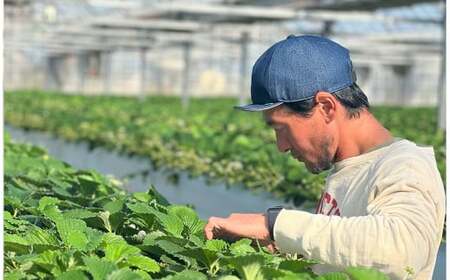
315,91,336,122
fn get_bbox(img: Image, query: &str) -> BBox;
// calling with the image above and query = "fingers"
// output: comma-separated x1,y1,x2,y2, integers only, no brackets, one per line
204,216,224,240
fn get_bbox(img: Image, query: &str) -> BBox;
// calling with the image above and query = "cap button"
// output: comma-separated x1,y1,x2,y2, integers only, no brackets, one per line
286,34,296,39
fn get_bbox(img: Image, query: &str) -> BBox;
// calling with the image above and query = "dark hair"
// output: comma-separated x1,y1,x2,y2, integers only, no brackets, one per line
284,83,370,119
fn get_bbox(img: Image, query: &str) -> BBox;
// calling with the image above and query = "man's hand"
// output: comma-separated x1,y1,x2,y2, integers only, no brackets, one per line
204,213,276,252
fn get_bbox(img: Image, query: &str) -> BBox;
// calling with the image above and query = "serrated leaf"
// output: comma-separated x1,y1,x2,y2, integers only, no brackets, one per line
344,267,389,280
127,202,154,214
165,270,208,280
317,272,351,280
278,259,318,273
104,242,140,263
83,256,117,280
178,248,219,268
225,254,266,280
63,209,97,219
38,196,60,211
218,276,240,280
142,231,165,245
4,270,27,280
126,255,160,273
102,233,126,246
4,233,29,254
85,227,104,251
104,199,125,214
56,270,88,280
67,231,89,250
41,204,63,221
148,185,170,206
154,239,185,254
205,239,228,252
230,239,256,255
133,192,152,202
55,219,88,249
106,268,142,280
134,269,152,280
168,205,204,235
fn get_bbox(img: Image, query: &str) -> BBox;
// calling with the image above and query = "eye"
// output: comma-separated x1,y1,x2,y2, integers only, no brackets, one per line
274,125,285,132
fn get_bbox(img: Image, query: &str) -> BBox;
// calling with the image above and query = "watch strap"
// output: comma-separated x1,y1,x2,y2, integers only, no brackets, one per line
267,206,283,241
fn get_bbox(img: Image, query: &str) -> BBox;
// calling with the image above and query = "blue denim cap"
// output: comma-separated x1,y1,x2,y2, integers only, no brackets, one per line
235,35,356,111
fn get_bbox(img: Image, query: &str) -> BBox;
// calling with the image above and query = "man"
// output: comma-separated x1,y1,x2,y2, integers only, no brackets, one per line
204,35,445,280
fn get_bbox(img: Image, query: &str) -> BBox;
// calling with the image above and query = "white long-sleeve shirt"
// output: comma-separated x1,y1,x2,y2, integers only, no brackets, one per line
274,139,445,280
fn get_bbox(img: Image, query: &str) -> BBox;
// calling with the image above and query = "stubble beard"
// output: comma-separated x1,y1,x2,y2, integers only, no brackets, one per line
306,136,334,174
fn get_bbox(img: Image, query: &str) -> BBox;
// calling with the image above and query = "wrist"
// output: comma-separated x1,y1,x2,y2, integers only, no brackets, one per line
266,206,283,241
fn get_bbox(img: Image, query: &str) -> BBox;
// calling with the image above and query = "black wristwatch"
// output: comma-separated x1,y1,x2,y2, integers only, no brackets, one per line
266,206,283,241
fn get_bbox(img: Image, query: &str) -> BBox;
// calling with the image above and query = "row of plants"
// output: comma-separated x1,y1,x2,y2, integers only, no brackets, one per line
4,90,445,206
4,134,390,279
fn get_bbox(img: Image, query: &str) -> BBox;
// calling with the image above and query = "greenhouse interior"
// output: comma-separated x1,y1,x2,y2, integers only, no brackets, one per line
3,0,446,279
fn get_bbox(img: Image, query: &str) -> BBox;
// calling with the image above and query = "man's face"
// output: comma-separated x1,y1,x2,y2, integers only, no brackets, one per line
263,105,335,174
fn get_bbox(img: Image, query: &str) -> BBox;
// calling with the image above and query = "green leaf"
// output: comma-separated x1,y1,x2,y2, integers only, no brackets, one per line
178,247,219,268
205,239,228,252
85,227,104,251
126,255,160,273
4,270,27,280
55,219,88,249
154,236,187,254
134,270,152,280
67,231,89,251
83,256,117,280
148,185,170,206
165,270,208,280
104,242,140,263
316,272,351,280
230,239,256,255
278,259,318,273
63,209,97,219
218,276,240,280
102,233,126,246
4,233,29,254
344,267,389,280
133,192,152,202
57,270,89,280
127,202,154,214
154,212,184,237
104,199,125,214
42,205,63,221
98,211,113,232
225,254,266,280
106,268,142,280
38,196,60,211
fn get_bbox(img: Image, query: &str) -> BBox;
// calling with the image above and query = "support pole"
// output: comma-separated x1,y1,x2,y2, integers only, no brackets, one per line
238,31,249,106
139,47,148,100
102,50,112,95
181,41,192,109
77,52,88,94
45,56,62,91
437,9,446,131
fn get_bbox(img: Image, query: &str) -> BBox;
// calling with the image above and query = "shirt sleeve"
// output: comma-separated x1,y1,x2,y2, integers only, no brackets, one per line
273,158,444,279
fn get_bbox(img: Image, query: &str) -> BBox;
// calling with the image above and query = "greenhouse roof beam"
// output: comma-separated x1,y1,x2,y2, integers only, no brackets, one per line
89,18,203,33
130,3,297,23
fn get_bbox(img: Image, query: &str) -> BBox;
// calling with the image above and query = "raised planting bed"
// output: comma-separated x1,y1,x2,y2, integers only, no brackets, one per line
5,90,445,206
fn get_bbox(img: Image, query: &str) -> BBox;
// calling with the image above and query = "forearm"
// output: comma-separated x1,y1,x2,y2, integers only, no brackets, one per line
274,203,439,278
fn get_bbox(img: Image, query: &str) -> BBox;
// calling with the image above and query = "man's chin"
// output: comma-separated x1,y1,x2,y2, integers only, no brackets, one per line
305,161,331,174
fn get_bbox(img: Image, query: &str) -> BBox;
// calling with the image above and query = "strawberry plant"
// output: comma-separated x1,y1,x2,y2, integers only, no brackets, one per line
4,135,389,279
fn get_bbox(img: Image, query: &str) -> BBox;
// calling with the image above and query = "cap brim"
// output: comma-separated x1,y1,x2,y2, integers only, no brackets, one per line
234,102,283,112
